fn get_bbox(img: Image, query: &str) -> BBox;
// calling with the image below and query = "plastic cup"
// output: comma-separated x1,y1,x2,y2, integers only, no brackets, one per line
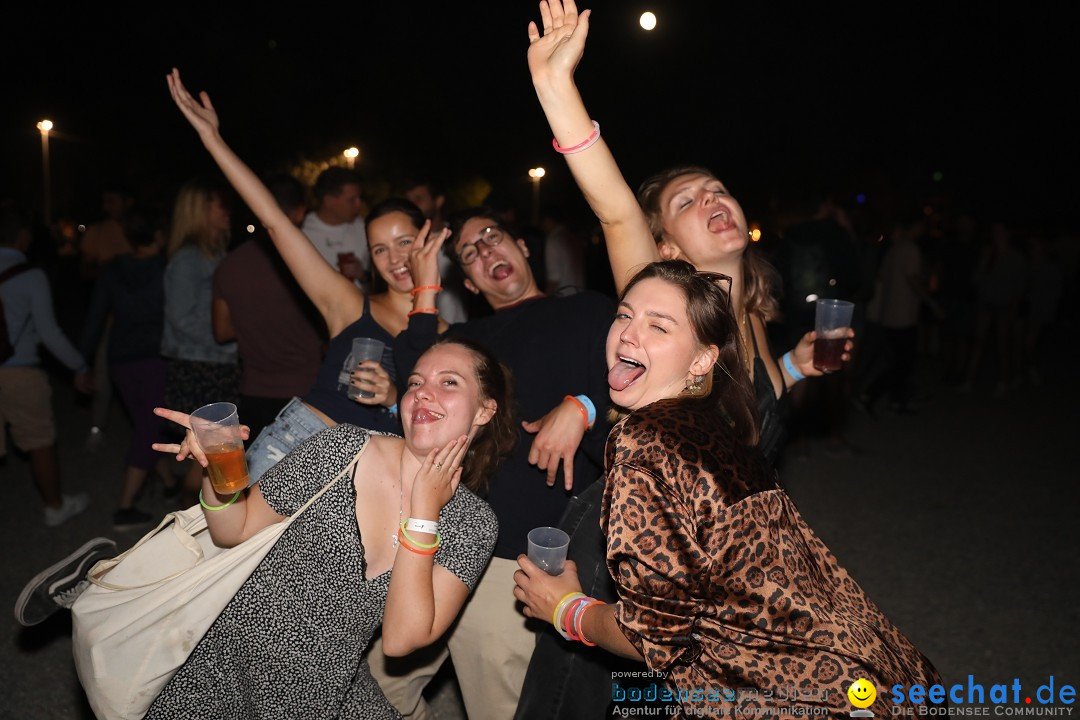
347,337,386,400
813,299,855,373
189,402,250,495
527,526,570,575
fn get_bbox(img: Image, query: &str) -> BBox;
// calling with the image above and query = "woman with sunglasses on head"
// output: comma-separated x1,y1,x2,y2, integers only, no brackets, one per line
526,0,857,466
514,261,939,719
166,68,452,484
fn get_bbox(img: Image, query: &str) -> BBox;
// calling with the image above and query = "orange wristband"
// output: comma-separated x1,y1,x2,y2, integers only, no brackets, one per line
564,395,589,431
398,530,438,555
409,285,443,296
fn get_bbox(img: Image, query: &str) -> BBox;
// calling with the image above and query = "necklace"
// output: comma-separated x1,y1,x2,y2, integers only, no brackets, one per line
391,450,404,549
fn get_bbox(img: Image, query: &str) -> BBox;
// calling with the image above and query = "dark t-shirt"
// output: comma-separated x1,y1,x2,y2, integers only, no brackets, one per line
212,238,324,398
395,290,614,559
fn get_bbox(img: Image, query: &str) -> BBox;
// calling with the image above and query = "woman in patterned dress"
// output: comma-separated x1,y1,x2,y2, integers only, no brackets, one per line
514,261,939,718
147,336,516,719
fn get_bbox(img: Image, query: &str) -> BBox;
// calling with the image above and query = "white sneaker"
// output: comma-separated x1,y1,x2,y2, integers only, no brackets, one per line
43,493,90,527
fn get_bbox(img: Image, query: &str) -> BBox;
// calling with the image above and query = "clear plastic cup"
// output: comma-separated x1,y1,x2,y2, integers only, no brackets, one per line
347,337,386,400
189,402,250,495
813,299,854,373
527,526,570,575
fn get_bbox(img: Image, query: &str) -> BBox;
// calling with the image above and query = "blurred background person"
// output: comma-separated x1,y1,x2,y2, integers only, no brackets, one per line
161,178,239,506
78,183,135,453
302,166,370,290
212,173,326,440
1,205,93,526
79,211,171,529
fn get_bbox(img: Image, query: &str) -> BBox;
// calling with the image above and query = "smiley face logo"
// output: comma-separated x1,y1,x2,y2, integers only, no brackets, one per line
847,679,877,709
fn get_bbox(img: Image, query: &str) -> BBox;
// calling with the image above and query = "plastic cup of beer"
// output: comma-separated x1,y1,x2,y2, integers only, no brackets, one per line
527,526,570,575
347,337,386,400
189,402,250,495
813,299,855,373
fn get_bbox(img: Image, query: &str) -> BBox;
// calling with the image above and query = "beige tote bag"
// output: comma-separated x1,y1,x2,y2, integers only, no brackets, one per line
71,448,363,720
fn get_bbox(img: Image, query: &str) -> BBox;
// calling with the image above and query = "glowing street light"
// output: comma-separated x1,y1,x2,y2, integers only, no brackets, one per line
343,146,359,169
639,12,657,30
37,120,53,228
528,167,546,225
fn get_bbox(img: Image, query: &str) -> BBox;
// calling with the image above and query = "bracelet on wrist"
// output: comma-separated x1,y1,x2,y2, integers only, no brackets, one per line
408,307,439,317
399,521,441,549
409,285,443,296
404,518,439,535
782,351,806,383
199,488,241,511
563,395,590,431
553,120,601,155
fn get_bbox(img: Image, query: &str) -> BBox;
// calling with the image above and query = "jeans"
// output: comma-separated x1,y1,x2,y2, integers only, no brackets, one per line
245,397,329,487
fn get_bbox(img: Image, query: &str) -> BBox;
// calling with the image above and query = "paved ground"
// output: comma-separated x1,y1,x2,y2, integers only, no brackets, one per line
3,339,1078,719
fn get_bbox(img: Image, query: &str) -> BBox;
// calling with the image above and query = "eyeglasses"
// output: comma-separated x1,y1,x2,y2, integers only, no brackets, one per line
694,270,733,307
457,226,505,265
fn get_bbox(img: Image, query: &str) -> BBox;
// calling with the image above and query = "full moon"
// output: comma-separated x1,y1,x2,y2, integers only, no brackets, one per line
639,12,657,31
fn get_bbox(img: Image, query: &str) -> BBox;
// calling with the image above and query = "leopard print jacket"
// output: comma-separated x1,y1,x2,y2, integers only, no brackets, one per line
601,398,940,718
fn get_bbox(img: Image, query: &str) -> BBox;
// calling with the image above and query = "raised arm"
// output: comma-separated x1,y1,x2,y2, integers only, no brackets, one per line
166,69,363,337
527,0,658,293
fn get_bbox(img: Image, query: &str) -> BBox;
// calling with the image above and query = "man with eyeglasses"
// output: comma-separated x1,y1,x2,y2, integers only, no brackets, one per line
371,206,614,720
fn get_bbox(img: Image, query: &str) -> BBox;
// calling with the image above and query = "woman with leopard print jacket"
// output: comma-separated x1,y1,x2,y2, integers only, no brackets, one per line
515,261,939,719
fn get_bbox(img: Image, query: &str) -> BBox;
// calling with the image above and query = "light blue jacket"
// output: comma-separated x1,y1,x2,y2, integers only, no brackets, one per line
160,246,237,364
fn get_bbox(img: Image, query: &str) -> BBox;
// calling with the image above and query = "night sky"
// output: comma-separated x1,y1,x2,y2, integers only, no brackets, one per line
3,2,1076,231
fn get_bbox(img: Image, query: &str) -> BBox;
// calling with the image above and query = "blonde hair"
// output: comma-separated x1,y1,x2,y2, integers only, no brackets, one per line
167,179,228,259
637,166,780,322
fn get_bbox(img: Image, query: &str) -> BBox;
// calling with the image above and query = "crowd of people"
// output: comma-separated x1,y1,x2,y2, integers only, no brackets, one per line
4,2,1077,718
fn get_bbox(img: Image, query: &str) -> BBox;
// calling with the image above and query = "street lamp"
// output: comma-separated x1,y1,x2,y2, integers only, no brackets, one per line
528,167,546,225
343,147,359,169
37,119,53,228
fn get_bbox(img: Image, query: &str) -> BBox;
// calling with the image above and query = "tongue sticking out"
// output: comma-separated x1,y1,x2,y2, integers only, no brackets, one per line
491,264,512,281
608,361,646,391
413,408,443,423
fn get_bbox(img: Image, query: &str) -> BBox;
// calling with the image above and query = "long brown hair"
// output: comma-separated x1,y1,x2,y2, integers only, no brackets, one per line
426,336,517,495
620,260,759,446
637,166,780,322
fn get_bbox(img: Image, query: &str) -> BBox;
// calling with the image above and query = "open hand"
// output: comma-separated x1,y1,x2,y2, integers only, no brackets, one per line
166,68,221,138
527,0,592,86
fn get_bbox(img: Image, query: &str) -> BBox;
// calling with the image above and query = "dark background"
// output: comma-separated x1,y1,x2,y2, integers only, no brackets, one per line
3,2,1076,230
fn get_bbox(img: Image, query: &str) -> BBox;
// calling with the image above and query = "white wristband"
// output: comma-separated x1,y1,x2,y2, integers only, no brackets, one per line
404,518,439,535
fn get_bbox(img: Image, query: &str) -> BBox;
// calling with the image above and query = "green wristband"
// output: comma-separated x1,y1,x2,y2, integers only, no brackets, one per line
199,488,241,511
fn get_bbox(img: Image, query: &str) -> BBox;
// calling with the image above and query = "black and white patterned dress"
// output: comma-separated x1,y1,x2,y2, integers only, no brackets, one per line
145,424,498,719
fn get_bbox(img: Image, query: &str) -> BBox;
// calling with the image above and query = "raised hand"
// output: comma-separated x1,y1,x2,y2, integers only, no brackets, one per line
406,221,451,291
527,0,591,86
166,68,221,138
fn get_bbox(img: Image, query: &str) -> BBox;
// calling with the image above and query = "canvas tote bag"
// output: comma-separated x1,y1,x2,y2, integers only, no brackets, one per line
71,447,364,720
